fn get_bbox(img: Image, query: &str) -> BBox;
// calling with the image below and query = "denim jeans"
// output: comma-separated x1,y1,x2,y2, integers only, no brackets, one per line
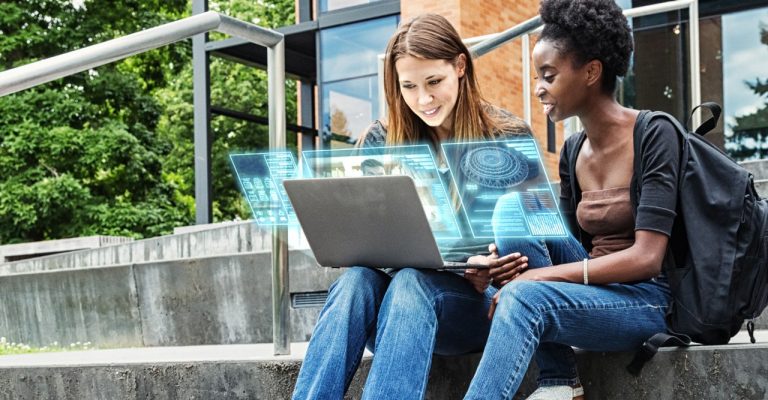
464,236,671,400
292,266,496,400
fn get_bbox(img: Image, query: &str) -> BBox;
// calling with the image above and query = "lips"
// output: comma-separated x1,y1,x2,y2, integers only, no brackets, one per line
542,103,554,115
422,106,440,117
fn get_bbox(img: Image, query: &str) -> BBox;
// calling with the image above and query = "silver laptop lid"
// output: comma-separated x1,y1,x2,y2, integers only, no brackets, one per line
283,176,446,269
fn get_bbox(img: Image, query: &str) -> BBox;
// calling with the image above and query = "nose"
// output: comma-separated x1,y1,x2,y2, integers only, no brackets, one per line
534,80,545,98
418,89,433,106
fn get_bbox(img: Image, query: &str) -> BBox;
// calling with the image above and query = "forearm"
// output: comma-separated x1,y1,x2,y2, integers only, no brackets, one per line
534,246,662,284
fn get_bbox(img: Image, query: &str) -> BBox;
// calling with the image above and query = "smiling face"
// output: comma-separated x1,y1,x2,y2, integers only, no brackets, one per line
395,55,465,135
532,39,592,123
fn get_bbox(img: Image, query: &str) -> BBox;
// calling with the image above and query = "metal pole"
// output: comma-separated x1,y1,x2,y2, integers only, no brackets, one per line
193,0,212,224
688,0,702,128
522,33,532,127
269,39,291,356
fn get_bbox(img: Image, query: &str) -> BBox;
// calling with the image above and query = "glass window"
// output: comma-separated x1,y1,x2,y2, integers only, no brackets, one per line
320,16,397,82
722,7,768,161
320,0,386,13
319,16,398,147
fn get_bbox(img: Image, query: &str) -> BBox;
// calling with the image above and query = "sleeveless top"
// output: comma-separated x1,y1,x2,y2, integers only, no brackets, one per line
576,187,635,258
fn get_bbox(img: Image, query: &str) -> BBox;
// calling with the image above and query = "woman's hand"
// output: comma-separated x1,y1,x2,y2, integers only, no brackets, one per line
464,255,493,293
487,245,528,287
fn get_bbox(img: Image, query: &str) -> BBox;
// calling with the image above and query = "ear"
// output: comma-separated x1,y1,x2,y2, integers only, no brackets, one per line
585,59,602,88
455,54,467,78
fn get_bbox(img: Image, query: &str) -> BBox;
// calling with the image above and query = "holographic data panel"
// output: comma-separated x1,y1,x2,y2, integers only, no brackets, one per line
230,152,299,226
442,138,567,239
301,146,462,240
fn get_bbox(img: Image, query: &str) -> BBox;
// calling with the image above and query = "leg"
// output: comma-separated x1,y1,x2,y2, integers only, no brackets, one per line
361,268,494,400
292,267,390,400
465,280,670,400
496,234,590,387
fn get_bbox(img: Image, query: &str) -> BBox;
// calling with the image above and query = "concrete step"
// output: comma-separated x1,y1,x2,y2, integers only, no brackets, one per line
0,250,342,349
0,331,766,399
0,220,311,276
740,159,768,181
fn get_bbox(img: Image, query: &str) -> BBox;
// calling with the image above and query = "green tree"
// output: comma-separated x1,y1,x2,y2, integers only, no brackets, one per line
0,0,296,243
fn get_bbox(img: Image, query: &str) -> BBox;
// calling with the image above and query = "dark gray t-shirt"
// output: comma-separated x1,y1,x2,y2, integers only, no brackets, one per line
559,113,681,256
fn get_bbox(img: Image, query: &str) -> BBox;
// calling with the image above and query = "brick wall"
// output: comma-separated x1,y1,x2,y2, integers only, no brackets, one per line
401,0,562,180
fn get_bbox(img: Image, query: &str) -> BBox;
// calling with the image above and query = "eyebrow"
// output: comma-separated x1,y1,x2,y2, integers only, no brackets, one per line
399,74,444,83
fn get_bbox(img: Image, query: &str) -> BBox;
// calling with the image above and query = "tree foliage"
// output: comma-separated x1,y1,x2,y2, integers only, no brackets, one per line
0,0,296,243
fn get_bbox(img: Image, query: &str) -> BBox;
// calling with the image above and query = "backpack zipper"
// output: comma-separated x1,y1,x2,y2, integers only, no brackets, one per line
746,319,756,344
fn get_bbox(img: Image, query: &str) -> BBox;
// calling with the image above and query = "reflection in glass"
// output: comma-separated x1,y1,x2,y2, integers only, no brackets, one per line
320,0,384,13
320,16,398,82
322,77,377,146
319,16,397,148
723,7,768,161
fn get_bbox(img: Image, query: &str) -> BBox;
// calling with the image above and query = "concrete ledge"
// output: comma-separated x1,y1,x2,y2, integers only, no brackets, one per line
0,250,342,348
0,236,133,263
0,221,277,275
0,333,766,399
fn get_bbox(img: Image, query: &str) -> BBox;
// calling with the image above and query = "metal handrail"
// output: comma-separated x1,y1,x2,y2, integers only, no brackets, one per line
0,11,292,356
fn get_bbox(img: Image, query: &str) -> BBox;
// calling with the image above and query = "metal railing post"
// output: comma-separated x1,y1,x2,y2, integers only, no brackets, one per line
688,0,702,128
522,33,532,127
268,39,290,355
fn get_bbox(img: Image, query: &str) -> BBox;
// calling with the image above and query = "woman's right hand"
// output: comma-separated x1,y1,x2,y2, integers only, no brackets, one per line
487,244,528,287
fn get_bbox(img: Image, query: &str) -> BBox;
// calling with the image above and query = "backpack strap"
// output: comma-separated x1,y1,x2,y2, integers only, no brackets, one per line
626,332,691,376
688,102,722,136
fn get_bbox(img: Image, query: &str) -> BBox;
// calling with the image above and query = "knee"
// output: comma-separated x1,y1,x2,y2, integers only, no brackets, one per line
328,267,387,304
385,268,436,308
497,281,546,314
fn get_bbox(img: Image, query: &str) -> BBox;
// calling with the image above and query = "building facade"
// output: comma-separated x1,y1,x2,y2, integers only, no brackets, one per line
195,0,768,220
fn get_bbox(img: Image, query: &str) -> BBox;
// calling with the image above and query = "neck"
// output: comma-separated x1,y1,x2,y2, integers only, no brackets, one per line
578,95,632,150
433,121,453,143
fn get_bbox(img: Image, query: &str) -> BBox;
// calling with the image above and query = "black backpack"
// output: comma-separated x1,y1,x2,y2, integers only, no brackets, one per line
626,103,768,374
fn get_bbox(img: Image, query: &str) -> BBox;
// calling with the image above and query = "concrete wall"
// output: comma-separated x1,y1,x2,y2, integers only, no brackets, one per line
0,250,343,348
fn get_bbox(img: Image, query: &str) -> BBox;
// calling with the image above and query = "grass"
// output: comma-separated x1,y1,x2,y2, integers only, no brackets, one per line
0,337,93,356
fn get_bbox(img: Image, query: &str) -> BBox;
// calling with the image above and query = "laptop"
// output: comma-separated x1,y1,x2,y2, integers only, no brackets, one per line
283,175,487,270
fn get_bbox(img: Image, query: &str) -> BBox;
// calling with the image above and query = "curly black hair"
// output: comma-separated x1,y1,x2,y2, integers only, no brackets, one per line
539,0,633,94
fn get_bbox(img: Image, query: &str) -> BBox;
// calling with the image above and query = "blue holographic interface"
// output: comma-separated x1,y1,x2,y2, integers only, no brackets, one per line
301,145,463,240
230,152,299,226
441,138,568,238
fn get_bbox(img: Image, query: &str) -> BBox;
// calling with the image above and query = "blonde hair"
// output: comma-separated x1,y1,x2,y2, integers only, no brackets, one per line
382,14,516,147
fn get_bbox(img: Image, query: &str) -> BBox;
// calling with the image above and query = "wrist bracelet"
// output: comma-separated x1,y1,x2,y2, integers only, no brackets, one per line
582,258,589,285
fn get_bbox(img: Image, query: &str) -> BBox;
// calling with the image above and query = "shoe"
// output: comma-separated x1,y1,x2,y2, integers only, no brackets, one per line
526,385,584,400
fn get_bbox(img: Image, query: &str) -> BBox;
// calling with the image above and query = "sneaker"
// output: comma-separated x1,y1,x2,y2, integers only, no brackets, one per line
526,385,584,400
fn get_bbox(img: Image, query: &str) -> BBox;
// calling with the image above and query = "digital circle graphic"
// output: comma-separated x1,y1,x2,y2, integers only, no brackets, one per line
460,146,530,189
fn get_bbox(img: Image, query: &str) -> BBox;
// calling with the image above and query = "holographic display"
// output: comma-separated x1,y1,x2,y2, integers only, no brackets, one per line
230,152,299,226
301,146,463,239
442,138,567,238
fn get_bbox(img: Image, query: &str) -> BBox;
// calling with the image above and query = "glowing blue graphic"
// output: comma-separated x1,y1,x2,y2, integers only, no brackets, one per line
442,138,567,238
301,145,463,239
230,152,299,226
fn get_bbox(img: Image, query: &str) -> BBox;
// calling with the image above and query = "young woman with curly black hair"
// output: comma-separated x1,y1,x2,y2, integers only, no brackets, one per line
465,0,682,399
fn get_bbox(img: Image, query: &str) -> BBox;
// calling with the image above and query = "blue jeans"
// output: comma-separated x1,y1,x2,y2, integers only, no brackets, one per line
292,266,496,399
464,236,671,400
